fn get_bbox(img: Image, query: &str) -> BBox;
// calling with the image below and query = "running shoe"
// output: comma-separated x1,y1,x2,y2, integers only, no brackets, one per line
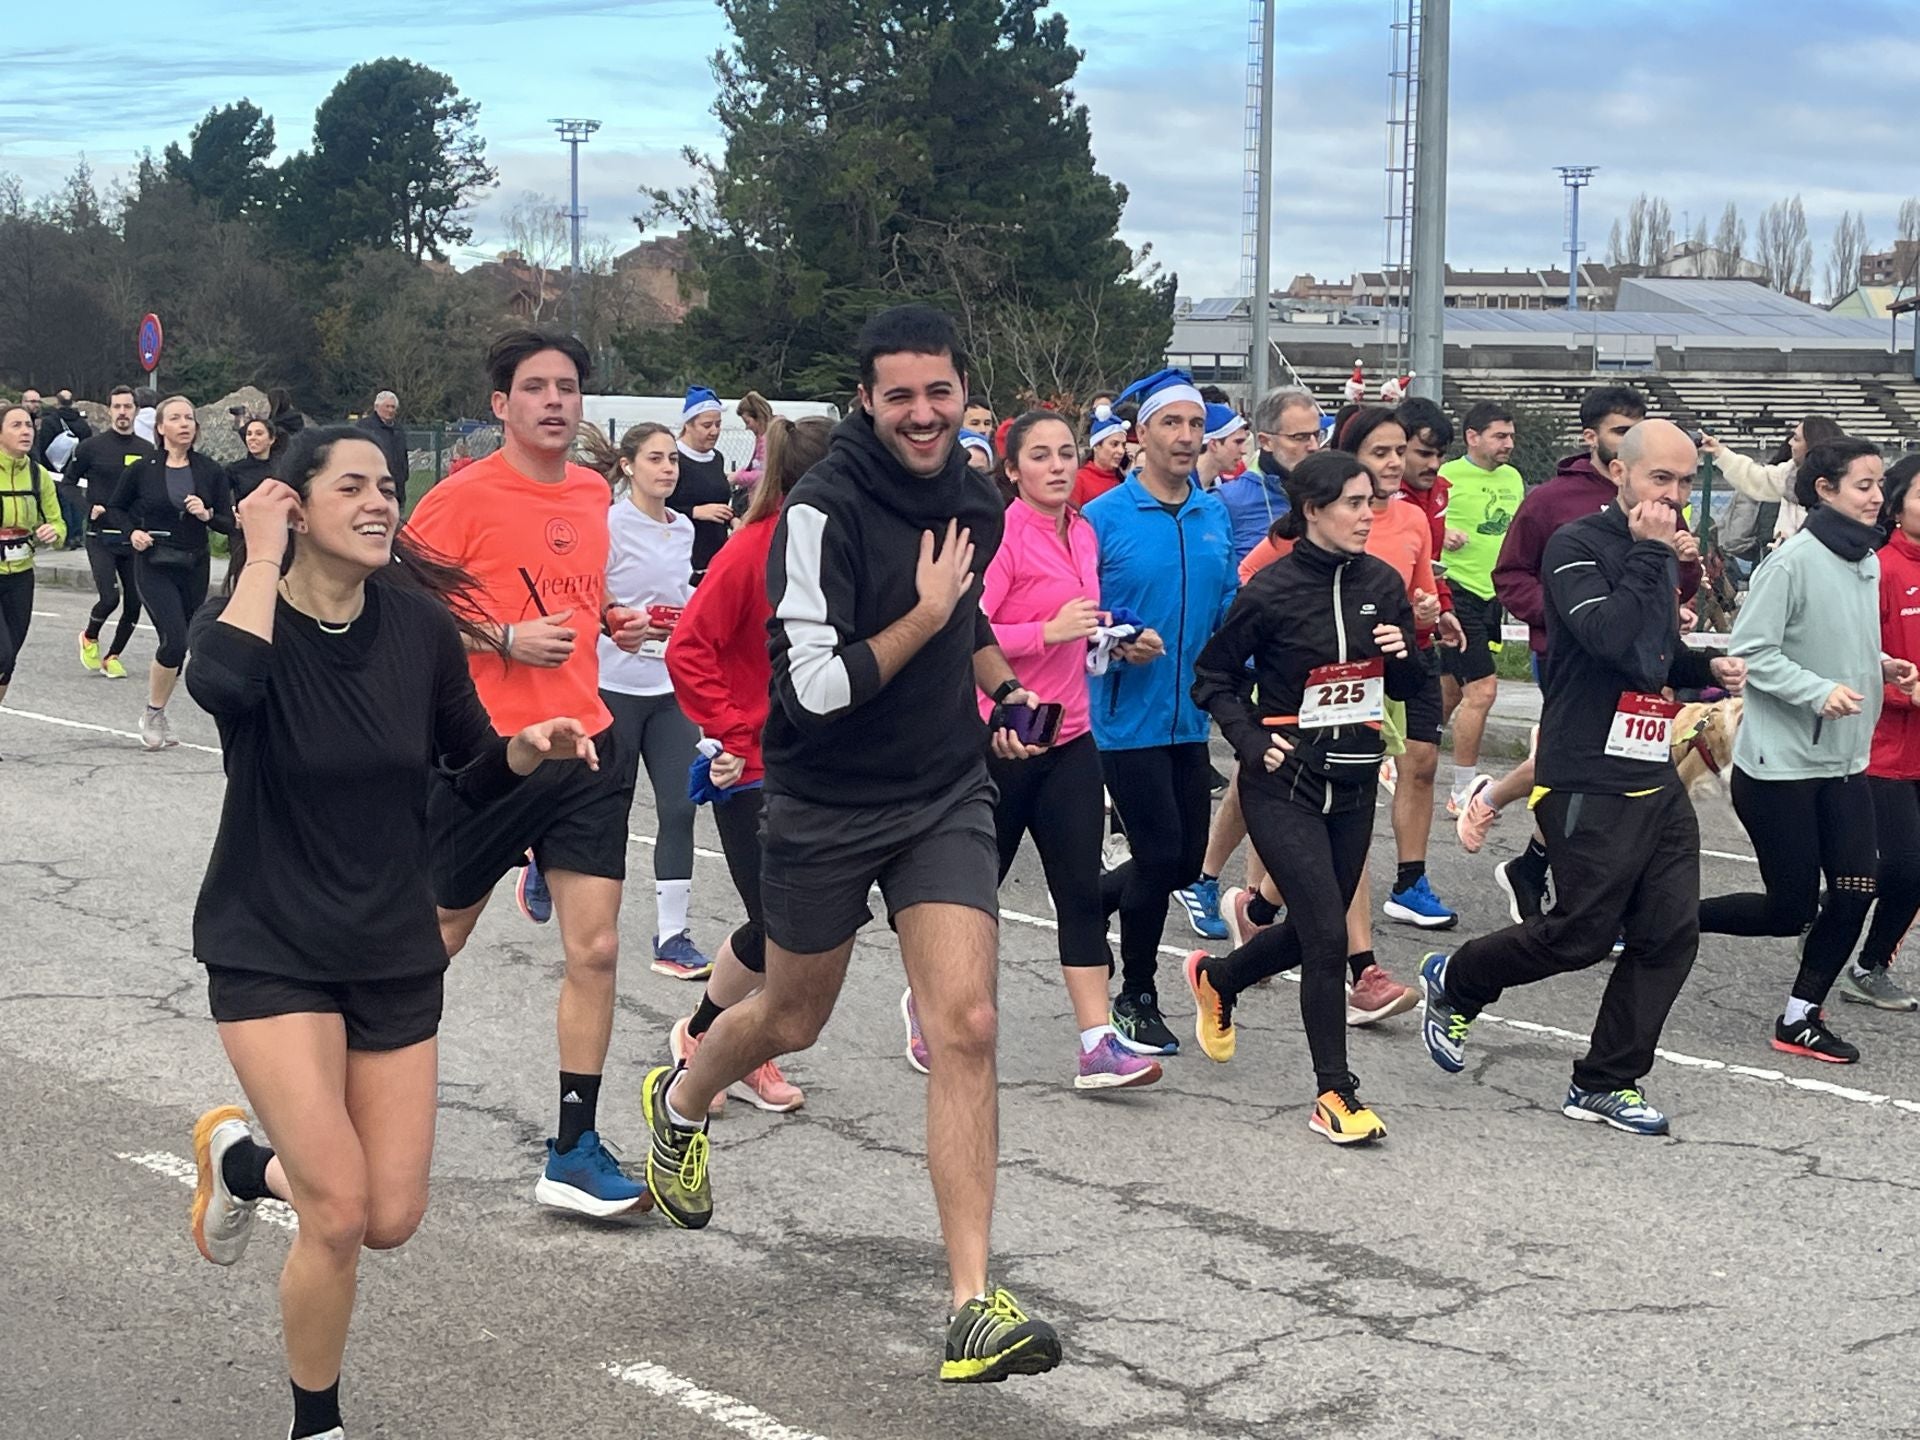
1418,951,1472,1073
1100,831,1132,873
728,1059,805,1113
1310,1087,1387,1145
535,1131,652,1218
1378,757,1398,796
940,1287,1063,1383
102,655,127,679
1562,1083,1669,1136
1772,1009,1860,1064
77,632,100,673
1493,856,1547,923
515,851,551,924
1221,885,1277,951
652,930,713,981
1383,874,1459,930
1454,775,1499,852
1110,991,1179,1056
1346,963,1418,1026
1209,763,1229,796
190,1105,258,1266
1839,965,1920,1012
901,988,931,1074
1074,1033,1163,1090
139,707,167,752
1183,950,1236,1062
642,1064,712,1229
667,1016,726,1117
1175,876,1229,940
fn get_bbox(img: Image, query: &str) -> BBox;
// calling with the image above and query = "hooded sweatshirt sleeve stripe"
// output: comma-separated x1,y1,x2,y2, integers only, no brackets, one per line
768,501,880,724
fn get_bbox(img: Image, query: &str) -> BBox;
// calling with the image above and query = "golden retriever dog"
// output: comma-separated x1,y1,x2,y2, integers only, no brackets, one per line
1671,697,1742,798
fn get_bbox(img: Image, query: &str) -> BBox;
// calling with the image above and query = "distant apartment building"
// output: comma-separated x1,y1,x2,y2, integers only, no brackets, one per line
1862,241,1920,289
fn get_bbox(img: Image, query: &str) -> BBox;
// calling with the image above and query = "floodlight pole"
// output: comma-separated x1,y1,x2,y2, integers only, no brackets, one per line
550,118,601,336
1408,0,1448,401
1556,166,1598,312
1248,0,1277,398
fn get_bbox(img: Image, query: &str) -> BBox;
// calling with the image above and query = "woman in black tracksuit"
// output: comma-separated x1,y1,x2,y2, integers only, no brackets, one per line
1186,450,1423,1146
105,394,233,750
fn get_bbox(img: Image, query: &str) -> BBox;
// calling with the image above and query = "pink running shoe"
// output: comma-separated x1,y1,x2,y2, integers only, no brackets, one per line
729,1059,805,1113
1454,775,1500,853
1073,1032,1163,1091
1347,964,1418,1026
668,1016,726,1116
901,988,930,1074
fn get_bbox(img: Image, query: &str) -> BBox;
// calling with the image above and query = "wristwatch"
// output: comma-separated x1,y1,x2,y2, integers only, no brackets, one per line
991,677,1021,704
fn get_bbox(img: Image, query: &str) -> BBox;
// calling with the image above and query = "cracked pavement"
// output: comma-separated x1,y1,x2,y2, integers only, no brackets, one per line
5,586,1920,1440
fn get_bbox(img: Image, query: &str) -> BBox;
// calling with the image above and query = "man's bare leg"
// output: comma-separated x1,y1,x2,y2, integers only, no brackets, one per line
670,939,852,1118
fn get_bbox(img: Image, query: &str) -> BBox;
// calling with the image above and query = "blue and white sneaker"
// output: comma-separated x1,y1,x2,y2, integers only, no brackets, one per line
1383,874,1459,930
1175,876,1229,941
652,930,714,980
1561,1084,1669,1136
535,1131,652,1217
515,851,552,924
1418,951,1472,1074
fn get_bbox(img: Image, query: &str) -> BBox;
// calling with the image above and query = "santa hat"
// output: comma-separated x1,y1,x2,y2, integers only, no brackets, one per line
1204,404,1248,444
1089,404,1127,446
958,429,994,460
680,385,723,424
1116,367,1205,426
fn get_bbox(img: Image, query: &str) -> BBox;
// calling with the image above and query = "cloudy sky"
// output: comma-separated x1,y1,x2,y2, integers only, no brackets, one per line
6,0,1913,300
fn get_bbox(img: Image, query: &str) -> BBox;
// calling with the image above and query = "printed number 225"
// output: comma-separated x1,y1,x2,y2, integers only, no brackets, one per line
1316,682,1361,705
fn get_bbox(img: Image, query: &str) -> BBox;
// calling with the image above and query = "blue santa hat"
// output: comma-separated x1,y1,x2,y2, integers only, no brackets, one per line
958,429,994,459
681,385,723,425
1088,404,1127,446
1116,367,1205,426
1204,403,1248,444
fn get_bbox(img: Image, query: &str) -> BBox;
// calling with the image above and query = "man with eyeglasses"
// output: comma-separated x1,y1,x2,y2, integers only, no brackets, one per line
1216,387,1322,564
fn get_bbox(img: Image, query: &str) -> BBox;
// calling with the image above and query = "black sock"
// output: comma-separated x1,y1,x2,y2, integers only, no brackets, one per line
1511,837,1550,886
557,1072,601,1153
290,1379,341,1439
1247,892,1280,926
220,1137,274,1202
1348,949,1376,983
84,620,103,642
687,993,726,1038
1394,860,1426,893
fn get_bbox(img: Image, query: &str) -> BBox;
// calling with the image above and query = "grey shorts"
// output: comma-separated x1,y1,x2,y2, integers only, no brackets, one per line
760,768,1000,955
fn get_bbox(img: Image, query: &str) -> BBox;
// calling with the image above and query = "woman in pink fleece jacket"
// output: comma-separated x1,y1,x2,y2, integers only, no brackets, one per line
980,410,1166,1092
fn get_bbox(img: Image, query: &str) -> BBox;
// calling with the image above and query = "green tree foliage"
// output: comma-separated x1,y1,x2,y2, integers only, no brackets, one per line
289,59,497,262
163,101,277,220
650,0,1173,406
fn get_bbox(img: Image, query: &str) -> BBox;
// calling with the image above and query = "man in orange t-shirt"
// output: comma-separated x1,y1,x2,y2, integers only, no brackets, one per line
405,327,654,1219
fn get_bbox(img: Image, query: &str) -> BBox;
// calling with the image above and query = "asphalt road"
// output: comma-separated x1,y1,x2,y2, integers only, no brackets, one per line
6,585,1920,1440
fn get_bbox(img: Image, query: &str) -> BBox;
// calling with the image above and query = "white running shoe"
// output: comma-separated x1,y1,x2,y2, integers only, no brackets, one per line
191,1106,259,1267
139,707,167,752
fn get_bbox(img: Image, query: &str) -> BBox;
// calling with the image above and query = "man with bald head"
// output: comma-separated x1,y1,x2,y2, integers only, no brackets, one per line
355,388,410,508
1419,420,1747,1137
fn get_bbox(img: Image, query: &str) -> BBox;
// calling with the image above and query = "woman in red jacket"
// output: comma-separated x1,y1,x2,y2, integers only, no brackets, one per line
661,417,833,1113
1846,454,1920,1011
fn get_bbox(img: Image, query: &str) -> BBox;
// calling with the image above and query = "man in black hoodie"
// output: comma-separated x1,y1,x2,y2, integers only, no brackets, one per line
643,304,1063,1385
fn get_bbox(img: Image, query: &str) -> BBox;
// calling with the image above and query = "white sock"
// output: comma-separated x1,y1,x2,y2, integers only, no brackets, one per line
1850,963,1873,981
1452,764,1476,798
1785,996,1817,1026
664,1087,700,1130
656,878,691,940
1080,1024,1114,1053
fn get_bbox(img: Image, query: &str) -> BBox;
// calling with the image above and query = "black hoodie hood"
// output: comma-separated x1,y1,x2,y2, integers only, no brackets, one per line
830,405,1004,533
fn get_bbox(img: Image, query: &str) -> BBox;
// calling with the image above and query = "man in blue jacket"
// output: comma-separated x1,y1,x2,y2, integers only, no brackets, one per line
1085,368,1239,1055
1216,386,1323,563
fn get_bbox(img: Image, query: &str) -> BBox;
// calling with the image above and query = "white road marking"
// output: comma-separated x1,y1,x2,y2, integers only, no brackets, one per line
0,705,223,755
32,608,158,636
115,1151,298,1230
603,1361,831,1440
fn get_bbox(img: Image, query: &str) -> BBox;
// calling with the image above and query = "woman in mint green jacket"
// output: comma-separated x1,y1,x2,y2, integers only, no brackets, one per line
1699,439,1917,1066
0,402,68,707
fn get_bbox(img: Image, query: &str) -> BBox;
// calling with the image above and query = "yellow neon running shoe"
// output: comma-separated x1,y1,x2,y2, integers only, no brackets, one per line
1183,950,1235,1062
78,632,101,672
1310,1088,1387,1145
102,654,128,679
940,1287,1062,1383
642,1064,711,1229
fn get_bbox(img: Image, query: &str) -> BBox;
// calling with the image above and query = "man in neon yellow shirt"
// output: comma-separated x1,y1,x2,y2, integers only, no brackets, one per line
1437,401,1526,812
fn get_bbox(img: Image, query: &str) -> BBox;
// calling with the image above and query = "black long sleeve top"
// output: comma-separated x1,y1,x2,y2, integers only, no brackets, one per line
106,450,234,554
186,584,522,981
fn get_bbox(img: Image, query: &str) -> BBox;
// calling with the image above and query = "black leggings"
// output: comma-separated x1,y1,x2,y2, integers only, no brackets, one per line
0,568,33,684
1213,771,1374,1094
713,785,767,973
1099,742,1212,993
135,549,209,670
990,733,1110,969
1698,767,1877,1006
84,539,142,657
1860,775,1920,971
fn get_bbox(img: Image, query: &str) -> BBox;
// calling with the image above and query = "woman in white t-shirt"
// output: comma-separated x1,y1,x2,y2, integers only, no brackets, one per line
584,422,710,979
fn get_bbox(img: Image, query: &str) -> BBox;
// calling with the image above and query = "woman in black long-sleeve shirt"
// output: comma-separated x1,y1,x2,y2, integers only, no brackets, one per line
104,395,234,750
182,424,602,1440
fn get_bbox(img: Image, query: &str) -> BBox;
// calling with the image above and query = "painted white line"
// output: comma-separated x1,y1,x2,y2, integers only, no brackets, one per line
603,1360,830,1440
0,706,223,755
32,608,159,634
116,1150,299,1230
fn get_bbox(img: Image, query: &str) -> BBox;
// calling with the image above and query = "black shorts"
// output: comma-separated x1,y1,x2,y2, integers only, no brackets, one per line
427,725,629,910
1402,667,1445,747
760,768,1000,955
207,966,444,1051
1442,589,1502,685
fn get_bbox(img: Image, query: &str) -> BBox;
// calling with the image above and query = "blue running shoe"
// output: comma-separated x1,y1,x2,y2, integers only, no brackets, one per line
1175,876,1229,941
1561,1084,1669,1136
534,1131,652,1217
515,851,552,924
1418,951,1472,1073
652,930,714,981
1383,874,1459,930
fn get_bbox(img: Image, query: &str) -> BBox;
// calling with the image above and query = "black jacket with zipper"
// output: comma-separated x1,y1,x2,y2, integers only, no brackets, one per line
105,450,235,556
1193,536,1423,814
